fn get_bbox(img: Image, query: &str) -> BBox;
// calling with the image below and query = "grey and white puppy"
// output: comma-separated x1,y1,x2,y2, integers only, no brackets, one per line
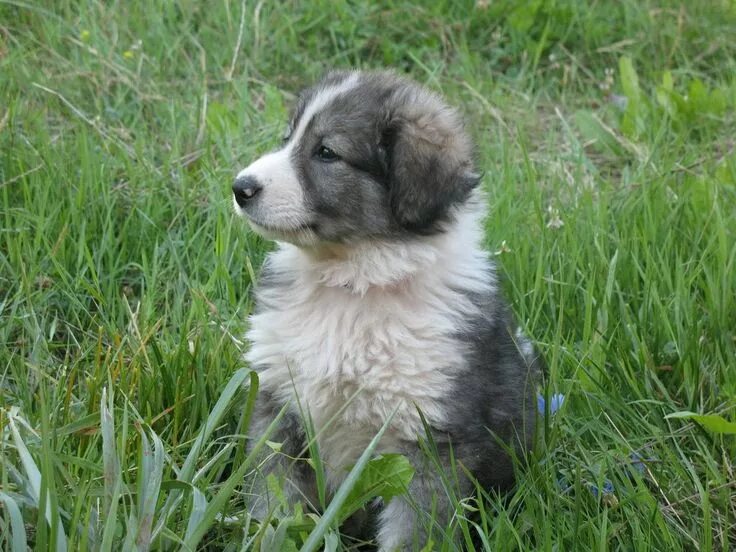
233,70,539,550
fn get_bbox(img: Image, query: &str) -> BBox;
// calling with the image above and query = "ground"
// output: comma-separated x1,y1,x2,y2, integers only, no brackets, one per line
1,1,735,550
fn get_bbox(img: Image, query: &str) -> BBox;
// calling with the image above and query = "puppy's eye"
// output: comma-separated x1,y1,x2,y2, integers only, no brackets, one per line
282,127,292,143
316,145,339,162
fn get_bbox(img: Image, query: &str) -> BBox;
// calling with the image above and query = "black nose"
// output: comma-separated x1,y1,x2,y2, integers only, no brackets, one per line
232,176,262,207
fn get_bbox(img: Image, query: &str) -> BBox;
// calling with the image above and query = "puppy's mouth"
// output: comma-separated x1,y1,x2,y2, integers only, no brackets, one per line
246,217,319,242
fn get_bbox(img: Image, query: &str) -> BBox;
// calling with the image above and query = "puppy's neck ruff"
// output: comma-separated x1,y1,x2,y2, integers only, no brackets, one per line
246,194,501,482
280,199,491,295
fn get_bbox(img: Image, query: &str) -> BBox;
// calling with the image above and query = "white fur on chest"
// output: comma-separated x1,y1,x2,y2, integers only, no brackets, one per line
245,208,493,485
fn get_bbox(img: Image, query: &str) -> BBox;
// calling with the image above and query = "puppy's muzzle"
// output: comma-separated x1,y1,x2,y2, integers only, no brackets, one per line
232,175,262,207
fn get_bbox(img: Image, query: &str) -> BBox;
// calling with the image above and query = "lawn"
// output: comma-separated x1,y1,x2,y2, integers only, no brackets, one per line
1,1,735,550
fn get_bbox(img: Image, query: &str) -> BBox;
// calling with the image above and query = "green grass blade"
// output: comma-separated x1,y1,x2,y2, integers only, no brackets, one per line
7,413,68,551
100,388,121,520
0,491,27,552
99,477,122,552
134,426,165,551
184,487,208,542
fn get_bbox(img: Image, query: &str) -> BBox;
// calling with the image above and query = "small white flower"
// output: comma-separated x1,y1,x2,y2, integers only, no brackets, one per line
494,240,512,256
599,67,615,92
546,206,564,229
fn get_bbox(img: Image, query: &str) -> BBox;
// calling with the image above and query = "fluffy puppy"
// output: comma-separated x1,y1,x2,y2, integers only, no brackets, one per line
233,70,539,550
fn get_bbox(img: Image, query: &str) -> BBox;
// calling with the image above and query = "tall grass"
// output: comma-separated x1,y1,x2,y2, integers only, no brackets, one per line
1,0,735,549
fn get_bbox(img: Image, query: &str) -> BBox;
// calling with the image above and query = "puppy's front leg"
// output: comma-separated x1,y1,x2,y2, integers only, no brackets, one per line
376,495,422,552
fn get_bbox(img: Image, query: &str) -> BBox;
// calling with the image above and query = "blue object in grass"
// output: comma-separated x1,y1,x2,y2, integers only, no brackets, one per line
590,479,615,497
629,451,657,475
630,452,646,474
537,392,565,415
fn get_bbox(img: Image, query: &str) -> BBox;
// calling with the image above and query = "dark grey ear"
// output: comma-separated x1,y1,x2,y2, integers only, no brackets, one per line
383,117,480,233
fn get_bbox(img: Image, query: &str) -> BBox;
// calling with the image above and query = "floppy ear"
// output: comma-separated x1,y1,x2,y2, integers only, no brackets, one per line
382,109,480,233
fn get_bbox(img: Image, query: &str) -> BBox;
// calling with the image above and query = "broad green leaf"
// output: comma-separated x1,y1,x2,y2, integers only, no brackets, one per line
338,453,415,523
507,0,542,32
619,56,645,137
619,57,641,109
655,71,677,117
688,79,709,111
665,411,736,434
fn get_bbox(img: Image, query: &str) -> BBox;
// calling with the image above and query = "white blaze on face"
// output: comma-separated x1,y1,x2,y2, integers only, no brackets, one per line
234,73,361,234
235,148,306,229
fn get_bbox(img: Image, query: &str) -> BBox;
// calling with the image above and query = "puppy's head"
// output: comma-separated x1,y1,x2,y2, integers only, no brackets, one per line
233,70,479,246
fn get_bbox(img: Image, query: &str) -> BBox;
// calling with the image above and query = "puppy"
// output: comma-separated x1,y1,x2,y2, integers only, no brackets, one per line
233,70,539,550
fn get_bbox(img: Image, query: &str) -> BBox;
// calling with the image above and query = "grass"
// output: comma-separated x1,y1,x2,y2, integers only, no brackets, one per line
1,0,735,549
